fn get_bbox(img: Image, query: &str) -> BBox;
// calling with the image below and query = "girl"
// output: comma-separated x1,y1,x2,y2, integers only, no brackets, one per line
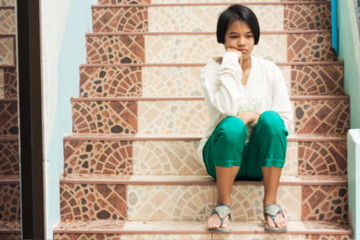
198,4,294,233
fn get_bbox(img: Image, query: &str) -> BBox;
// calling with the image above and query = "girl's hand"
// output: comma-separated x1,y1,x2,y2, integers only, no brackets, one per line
226,48,243,66
237,112,260,125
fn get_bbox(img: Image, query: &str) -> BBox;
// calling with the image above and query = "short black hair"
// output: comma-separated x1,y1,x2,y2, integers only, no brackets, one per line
216,4,260,45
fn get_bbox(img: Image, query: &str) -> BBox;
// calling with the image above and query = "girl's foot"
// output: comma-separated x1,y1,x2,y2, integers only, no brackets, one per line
208,204,232,232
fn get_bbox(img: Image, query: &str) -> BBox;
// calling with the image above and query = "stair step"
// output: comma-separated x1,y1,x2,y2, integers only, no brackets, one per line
0,35,15,65
0,98,18,136
0,7,15,34
60,174,347,222
0,136,18,175
0,175,20,222
63,133,347,176
92,1,330,32
70,96,350,135
0,220,21,240
79,63,344,97
54,220,352,239
85,31,336,64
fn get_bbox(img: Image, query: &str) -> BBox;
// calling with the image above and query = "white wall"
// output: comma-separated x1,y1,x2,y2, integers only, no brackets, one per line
40,0,96,238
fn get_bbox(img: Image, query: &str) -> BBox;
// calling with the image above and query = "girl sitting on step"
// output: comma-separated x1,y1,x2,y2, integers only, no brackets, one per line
198,4,294,233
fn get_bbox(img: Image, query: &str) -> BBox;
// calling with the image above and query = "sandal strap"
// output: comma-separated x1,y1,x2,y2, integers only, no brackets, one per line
264,204,285,226
211,204,231,227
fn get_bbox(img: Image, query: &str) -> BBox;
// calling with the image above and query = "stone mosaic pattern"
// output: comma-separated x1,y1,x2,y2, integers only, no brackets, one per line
0,101,18,136
151,0,282,2
142,66,203,96
80,66,142,97
72,101,137,134
64,139,133,175
98,0,150,4
294,99,350,135
298,141,347,176
4,68,16,98
138,101,208,134
0,183,20,221
0,9,15,34
0,140,18,174
288,33,336,62
133,140,205,175
0,37,14,65
284,3,331,30
0,0,15,6
213,234,306,240
60,183,127,221
302,185,348,221
226,185,301,221
145,34,287,63
86,35,144,64
122,235,211,240
92,7,148,32
127,185,213,221
54,233,120,240
148,5,283,32
291,65,344,96
0,69,3,98
0,234,21,240
305,235,351,240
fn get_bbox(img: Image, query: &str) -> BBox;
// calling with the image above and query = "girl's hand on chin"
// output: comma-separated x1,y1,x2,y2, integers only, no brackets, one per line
226,48,243,66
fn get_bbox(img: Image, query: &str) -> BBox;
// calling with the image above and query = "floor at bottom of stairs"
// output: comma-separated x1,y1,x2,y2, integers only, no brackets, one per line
53,220,353,239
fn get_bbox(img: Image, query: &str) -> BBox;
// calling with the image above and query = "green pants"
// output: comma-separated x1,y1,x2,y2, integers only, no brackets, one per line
203,111,288,181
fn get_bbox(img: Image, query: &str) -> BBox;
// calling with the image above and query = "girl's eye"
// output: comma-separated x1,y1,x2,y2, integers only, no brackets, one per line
246,35,253,38
230,36,238,38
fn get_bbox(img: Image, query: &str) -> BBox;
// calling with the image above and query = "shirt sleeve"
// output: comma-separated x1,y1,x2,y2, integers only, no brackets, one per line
271,65,294,133
200,52,244,116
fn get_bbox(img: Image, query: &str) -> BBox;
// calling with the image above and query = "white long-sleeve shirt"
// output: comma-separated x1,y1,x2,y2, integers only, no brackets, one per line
197,52,294,161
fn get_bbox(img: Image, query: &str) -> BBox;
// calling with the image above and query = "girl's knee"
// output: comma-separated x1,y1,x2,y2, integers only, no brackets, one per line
218,116,248,144
258,111,287,136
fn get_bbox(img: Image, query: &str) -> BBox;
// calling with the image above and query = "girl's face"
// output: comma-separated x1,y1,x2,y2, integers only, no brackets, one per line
224,20,255,61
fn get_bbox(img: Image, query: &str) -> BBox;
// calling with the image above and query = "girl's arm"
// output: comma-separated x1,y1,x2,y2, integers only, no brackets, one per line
200,51,244,116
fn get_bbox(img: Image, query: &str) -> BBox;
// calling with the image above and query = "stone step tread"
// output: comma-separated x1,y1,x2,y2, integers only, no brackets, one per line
0,221,21,233
64,132,346,141
71,95,349,101
0,175,19,183
54,220,351,235
60,174,347,185
93,1,330,7
80,61,345,67
86,30,332,35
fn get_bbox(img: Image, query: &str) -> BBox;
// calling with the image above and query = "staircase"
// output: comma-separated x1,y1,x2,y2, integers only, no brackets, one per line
0,0,21,239
53,0,353,239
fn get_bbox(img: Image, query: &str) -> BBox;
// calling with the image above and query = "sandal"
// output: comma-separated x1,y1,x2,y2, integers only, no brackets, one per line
208,204,232,233
264,204,287,233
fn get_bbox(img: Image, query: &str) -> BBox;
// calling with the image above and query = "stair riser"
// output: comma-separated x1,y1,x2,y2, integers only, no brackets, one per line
71,99,350,135
3,68,16,98
0,139,18,175
86,33,336,64
0,102,18,136
0,183,20,221
0,8,15,34
0,234,21,240
79,65,344,97
60,183,347,222
53,233,353,240
63,140,347,176
0,37,15,65
92,3,330,32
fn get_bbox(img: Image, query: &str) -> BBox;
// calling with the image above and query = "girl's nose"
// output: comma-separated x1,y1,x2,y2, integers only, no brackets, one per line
238,37,245,45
